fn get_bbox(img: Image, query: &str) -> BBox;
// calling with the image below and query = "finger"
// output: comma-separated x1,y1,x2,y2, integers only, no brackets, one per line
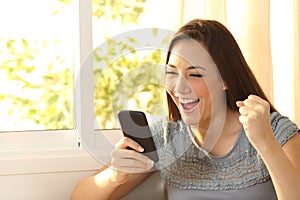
249,95,270,110
248,94,264,103
122,149,154,164
111,152,154,173
238,115,249,128
236,101,244,108
115,164,153,174
112,160,153,173
118,158,153,171
244,99,269,116
238,95,264,109
238,105,251,116
242,98,258,109
110,161,150,177
115,137,144,152
248,95,270,107
111,149,154,169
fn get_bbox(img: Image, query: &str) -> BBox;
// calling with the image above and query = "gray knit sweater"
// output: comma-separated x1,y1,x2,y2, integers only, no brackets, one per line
150,112,299,200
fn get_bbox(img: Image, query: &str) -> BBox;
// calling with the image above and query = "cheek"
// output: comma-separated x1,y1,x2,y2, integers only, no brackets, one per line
165,76,176,90
190,79,209,97
194,75,224,98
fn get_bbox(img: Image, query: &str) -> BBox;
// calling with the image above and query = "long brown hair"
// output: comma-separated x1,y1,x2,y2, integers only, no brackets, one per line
166,19,276,121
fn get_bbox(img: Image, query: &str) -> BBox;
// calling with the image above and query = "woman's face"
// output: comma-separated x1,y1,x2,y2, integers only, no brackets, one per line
166,39,226,128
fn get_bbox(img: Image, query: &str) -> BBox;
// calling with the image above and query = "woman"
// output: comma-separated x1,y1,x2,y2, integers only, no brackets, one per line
71,19,300,200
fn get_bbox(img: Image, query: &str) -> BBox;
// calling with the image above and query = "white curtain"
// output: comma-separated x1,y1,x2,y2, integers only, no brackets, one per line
181,0,300,126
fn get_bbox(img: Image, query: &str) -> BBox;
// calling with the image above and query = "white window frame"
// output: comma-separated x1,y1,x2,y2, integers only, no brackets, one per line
0,0,101,176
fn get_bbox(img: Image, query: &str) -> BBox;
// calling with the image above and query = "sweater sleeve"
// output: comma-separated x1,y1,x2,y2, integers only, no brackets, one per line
271,112,300,146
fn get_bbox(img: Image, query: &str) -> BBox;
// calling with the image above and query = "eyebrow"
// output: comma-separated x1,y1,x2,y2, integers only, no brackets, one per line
166,64,206,71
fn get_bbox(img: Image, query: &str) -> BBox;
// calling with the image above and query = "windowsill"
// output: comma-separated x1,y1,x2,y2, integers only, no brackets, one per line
0,129,122,176
0,129,78,151
0,148,102,176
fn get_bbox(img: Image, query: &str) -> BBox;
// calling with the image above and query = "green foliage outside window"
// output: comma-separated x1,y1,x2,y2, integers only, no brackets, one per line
0,39,72,130
93,34,168,128
0,0,170,131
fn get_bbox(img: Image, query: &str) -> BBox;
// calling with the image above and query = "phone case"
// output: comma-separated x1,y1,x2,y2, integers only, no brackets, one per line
117,110,159,162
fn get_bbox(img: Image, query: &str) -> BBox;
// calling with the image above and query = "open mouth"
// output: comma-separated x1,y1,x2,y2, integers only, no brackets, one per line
179,98,200,113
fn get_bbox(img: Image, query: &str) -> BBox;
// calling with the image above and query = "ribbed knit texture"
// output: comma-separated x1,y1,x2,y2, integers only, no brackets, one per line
150,112,299,191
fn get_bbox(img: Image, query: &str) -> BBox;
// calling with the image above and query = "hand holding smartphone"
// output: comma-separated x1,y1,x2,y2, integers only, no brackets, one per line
117,110,159,163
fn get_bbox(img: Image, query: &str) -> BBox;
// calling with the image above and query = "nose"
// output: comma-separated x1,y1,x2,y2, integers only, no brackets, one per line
174,75,190,94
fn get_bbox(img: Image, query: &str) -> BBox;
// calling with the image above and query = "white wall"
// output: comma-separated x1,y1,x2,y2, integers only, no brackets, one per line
0,168,164,200
0,150,164,200
0,171,95,200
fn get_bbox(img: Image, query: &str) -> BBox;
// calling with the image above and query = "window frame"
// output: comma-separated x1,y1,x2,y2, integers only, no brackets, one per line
0,0,100,175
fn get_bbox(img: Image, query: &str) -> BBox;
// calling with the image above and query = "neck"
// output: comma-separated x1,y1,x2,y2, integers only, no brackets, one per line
190,108,240,149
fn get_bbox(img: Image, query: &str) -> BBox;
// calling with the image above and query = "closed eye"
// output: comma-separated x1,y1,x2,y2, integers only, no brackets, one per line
166,71,178,75
190,74,203,77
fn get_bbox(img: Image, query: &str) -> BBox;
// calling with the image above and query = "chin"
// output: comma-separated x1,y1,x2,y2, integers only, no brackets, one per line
180,110,200,127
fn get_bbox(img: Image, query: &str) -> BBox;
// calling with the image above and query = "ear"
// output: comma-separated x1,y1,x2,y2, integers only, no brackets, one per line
223,81,228,90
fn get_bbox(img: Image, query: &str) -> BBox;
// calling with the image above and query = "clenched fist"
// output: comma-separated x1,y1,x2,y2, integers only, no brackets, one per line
236,95,274,148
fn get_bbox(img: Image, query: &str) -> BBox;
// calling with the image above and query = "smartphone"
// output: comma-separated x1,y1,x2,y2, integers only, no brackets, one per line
117,110,159,163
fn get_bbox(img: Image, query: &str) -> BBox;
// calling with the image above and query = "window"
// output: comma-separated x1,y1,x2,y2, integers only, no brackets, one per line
91,0,183,129
0,0,184,154
0,0,85,173
0,0,75,132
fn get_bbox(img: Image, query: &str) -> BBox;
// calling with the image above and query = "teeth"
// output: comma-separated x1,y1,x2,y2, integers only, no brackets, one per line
179,98,198,104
